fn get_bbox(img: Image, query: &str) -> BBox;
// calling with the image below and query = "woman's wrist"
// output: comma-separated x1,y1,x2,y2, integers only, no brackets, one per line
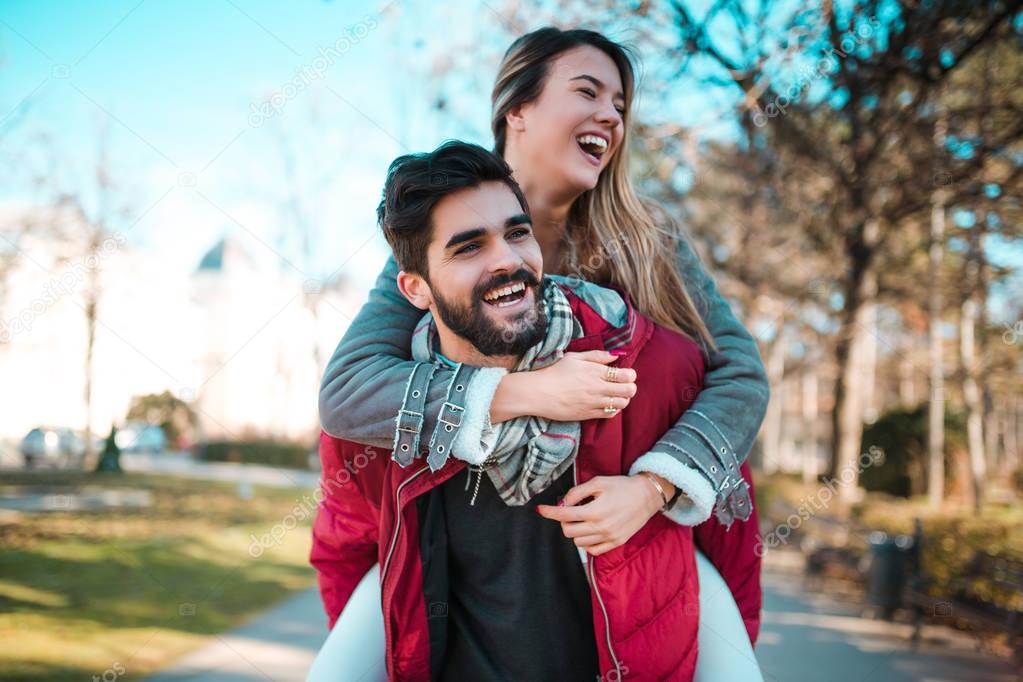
489,371,528,424
636,472,677,513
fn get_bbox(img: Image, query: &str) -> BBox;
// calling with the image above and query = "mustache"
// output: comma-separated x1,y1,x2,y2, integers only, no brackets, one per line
473,269,541,300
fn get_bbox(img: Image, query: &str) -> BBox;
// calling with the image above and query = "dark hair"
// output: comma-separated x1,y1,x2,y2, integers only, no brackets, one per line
491,27,636,156
377,140,529,276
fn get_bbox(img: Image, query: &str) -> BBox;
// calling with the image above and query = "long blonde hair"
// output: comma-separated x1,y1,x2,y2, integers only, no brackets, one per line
492,27,715,350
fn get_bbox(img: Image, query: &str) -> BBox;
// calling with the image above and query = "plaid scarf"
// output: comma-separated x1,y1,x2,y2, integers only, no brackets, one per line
411,276,630,506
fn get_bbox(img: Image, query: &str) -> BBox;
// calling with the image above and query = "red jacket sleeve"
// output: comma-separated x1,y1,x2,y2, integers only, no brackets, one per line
692,461,763,645
309,431,380,629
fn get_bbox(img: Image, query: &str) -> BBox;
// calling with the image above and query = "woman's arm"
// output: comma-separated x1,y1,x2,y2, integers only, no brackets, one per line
318,257,635,469
318,255,504,463
631,235,770,526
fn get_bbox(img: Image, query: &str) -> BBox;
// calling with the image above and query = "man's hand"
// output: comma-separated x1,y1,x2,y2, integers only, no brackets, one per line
535,474,675,556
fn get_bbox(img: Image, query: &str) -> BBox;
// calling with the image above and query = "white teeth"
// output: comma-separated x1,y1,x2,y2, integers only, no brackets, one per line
576,134,608,150
483,281,526,301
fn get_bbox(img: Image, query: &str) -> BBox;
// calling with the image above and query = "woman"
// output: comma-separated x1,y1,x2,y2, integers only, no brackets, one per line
312,27,768,680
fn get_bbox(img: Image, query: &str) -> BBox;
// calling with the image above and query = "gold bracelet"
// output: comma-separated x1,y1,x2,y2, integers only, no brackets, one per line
638,472,670,512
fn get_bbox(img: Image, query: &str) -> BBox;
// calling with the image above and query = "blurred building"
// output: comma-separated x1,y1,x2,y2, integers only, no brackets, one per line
0,205,359,446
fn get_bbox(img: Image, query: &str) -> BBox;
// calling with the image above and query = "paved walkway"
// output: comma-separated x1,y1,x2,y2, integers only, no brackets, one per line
0,449,321,489
145,559,1017,681
756,556,1017,682
120,451,320,489
145,588,327,682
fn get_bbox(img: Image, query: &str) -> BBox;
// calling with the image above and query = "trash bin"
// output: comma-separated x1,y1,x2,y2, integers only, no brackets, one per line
866,531,914,620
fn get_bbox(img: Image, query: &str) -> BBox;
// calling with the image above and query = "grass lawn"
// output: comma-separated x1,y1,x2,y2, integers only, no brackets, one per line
0,470,319,681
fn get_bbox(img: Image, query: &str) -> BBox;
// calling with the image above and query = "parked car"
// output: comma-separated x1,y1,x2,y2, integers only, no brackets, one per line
19,427,86,469
115,422,166,454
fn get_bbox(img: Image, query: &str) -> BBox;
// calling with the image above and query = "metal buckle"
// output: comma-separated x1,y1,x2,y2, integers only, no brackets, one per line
438,402,464,429
397,409,424,433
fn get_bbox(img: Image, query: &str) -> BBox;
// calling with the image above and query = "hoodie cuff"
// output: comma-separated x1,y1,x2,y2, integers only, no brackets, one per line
629,451,716,526
451,367,507,465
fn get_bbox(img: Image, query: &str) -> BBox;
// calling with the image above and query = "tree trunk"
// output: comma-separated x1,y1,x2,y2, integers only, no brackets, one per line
762,324,787,474
960,223,986,511
927,182,947,509
802,368,819,483
84,292,97,463
830,220,879,505
960,295,986,511
1006,396,1020,475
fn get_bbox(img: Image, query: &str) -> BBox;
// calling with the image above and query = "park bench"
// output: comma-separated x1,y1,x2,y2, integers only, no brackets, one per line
799,513,872,586
905,531,1023,667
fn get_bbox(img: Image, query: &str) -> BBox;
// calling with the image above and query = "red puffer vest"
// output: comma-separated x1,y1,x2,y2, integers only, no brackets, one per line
310,286,762,680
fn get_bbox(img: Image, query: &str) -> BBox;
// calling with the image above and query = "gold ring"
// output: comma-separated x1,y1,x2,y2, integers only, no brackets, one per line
603,399,618,414
605,366,618,382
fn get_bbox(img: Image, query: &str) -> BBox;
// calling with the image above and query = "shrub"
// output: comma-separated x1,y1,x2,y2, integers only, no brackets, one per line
199,439,312,469
860,405,967,497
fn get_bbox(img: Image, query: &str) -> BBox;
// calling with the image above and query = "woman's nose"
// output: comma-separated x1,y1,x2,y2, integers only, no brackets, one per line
595,100,622,127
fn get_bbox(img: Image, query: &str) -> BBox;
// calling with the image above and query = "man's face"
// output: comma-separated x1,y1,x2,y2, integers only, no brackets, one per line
399,181,547,357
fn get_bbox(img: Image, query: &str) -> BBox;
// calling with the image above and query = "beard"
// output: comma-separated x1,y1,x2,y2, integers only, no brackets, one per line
431,269,549,357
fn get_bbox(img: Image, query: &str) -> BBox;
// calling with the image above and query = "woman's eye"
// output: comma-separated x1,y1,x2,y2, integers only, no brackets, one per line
578,88,596,98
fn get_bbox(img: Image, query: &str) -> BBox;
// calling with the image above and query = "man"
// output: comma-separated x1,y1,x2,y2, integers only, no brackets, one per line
310,141,759,681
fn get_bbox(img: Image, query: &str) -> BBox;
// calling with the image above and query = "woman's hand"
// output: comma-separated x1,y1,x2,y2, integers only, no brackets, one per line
535,474,675,556
490,350,638,424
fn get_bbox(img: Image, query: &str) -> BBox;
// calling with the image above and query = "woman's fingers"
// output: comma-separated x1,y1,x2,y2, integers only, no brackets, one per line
584,541,619,556
603,381,637,399
567,350,619,365
590,394,630,419
560,521,601,538
572,534,606,548
600,365,637,385
535,503,591,522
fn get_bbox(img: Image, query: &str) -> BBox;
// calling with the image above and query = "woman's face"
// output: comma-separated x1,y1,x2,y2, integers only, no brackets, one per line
511,45,627,197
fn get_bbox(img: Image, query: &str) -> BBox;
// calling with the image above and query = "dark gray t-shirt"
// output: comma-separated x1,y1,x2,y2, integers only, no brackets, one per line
436,463,600,681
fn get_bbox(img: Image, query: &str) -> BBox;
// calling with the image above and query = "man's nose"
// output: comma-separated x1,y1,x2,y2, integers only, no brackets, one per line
487,239,524,274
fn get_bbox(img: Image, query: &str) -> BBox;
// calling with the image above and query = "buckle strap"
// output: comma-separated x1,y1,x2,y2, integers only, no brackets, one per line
658,432,752,523
391,362,437,467
426,363,474,471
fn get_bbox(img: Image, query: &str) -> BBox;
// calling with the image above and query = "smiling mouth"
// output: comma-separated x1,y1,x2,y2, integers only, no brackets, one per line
576,134,608,163
481,281,528,308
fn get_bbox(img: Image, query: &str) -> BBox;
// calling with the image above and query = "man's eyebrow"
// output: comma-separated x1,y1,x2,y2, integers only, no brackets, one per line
444,215,531,250
444,227,486,250
569,74,625,101
506,213,531,228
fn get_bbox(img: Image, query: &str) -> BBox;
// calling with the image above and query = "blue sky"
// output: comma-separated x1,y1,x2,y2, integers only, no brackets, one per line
0,0,753,288
1,0,1019,323
0,0,501,285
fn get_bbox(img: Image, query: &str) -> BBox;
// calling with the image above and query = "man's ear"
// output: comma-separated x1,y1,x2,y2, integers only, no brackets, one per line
396,270,432,310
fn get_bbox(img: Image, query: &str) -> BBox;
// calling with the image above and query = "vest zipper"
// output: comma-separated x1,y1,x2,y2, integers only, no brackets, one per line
575,461,622,678
382,464,430,591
